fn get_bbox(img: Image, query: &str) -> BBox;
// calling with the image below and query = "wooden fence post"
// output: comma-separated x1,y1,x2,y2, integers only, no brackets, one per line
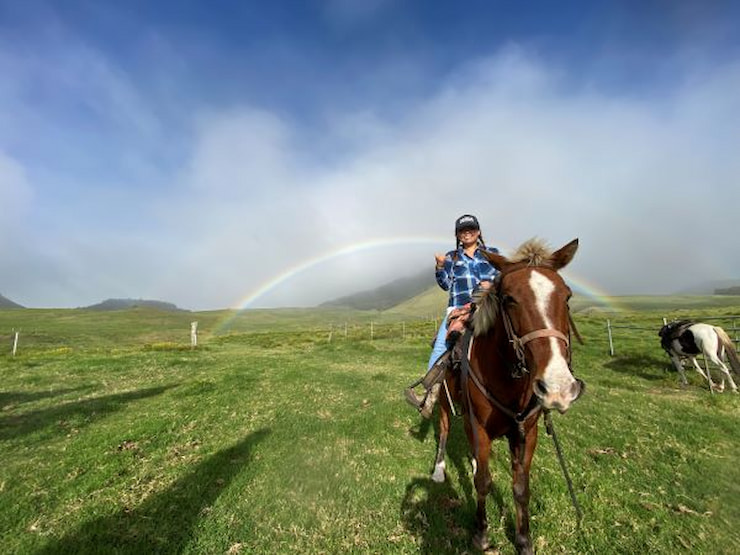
370,321,374,341
190,321,198,348
607,319,614,356
12,331,19,356
328,325,333,343
344,322,348,339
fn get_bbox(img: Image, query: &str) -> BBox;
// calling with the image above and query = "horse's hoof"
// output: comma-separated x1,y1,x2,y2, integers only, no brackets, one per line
472,530,490,551
431,467,445,483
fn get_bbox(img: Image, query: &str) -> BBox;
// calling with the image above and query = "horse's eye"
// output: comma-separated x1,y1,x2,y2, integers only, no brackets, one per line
502,294,516,306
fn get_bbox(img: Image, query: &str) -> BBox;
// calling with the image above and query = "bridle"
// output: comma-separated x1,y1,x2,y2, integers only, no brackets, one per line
461,266,580,449
495,267,577,378
461,265,585,523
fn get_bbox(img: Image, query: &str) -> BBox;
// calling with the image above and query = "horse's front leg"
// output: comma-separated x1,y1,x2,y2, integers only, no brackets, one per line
432,381,451,482
468,422,493,551
509,424,539,555
671,355,688,386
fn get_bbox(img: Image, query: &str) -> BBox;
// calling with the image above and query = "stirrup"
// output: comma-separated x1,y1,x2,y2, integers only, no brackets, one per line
404,387,425,410
419,384,441,419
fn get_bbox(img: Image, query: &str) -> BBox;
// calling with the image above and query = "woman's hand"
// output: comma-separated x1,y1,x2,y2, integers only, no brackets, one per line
435,253,446,269
479,280,492,290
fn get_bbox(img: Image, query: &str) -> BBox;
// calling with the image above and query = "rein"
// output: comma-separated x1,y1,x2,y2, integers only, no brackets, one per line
460,329,541,467
500,302,571,377
462,329,541,434
544,410,583,526
461,266,581,469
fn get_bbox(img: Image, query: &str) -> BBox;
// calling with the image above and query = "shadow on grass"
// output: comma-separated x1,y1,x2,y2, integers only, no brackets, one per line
602,353,672,381
0,385,94,409
404,410,511,553
37,429,270,555
400,471,510,554
0,385,179,441
400,477,471,553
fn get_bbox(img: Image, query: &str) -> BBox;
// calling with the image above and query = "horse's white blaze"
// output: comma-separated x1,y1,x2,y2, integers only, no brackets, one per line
529,271,577,407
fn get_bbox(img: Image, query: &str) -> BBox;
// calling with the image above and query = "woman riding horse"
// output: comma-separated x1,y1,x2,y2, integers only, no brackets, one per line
404,214,499,417
431,238,584,554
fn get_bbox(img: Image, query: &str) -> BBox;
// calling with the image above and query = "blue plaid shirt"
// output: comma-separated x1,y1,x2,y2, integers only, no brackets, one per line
435,246,499,307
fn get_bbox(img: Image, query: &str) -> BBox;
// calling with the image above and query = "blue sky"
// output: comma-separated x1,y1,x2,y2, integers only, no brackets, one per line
2,0,739,309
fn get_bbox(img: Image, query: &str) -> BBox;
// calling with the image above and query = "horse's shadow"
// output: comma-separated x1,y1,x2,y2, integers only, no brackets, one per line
36,429,270,554
602,353,671,381
0,385,94,408
0,384,179,441
404,412,512,552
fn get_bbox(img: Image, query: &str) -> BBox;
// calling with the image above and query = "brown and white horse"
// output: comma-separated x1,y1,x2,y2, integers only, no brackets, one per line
432,238,584,554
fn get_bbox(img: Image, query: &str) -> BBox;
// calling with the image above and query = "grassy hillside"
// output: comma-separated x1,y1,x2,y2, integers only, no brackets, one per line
321,269,435,310
1,300,739,553
0,293,24,309
386,285,448,318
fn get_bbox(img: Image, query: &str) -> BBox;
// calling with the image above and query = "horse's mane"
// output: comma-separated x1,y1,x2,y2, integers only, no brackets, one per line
508,238,553,267
473,238,554,337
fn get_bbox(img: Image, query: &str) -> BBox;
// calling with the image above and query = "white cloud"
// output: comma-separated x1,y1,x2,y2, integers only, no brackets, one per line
0,151,33,242
3,43,740,309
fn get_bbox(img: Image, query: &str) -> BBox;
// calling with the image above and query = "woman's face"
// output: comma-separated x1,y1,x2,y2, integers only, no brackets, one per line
457,228,480,246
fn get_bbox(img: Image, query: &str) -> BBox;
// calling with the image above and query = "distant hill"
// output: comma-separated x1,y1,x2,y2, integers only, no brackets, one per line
716,286,740,295
0,293,24,309
84,298,184,311
385,285,447,317
321,268,435,311
676,279,740,295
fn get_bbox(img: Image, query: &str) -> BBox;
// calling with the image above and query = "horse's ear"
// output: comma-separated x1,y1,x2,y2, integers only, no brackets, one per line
481,250,510,272
550,238,579,270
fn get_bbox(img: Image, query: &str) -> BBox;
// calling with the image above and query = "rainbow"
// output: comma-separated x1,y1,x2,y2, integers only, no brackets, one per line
237,236,450,308
214,236,622,332
564,273,627,313
214,236,451,331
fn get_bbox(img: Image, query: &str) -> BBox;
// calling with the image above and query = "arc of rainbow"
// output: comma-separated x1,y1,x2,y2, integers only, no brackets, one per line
214,236,451,331
215,236,622,332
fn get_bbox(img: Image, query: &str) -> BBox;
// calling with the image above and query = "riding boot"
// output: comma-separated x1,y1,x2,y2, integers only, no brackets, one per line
403,387,425,409
419,383,441,419
404,351,451,413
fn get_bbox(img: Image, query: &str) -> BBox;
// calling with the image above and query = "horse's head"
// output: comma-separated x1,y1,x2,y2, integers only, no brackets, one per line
479,238,584,414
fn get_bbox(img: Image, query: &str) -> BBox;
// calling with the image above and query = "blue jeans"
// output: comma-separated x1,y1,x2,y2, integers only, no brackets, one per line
428,307,454,370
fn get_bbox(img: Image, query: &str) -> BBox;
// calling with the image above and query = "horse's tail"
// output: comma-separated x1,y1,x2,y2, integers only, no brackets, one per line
714,326,740,375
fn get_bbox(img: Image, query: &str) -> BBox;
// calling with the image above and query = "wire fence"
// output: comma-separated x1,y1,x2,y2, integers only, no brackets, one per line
6,312,740,358
2,317,444,356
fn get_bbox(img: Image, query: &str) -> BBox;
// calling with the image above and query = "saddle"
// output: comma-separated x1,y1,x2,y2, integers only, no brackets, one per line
659,320,699,355
421,304,475,391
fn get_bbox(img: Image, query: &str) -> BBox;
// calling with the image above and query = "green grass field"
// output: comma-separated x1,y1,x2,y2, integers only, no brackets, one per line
1,299,739,554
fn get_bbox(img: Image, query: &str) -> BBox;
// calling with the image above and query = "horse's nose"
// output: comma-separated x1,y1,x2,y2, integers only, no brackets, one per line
534,377,584,413
573,378,585,400
534,379,548,398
